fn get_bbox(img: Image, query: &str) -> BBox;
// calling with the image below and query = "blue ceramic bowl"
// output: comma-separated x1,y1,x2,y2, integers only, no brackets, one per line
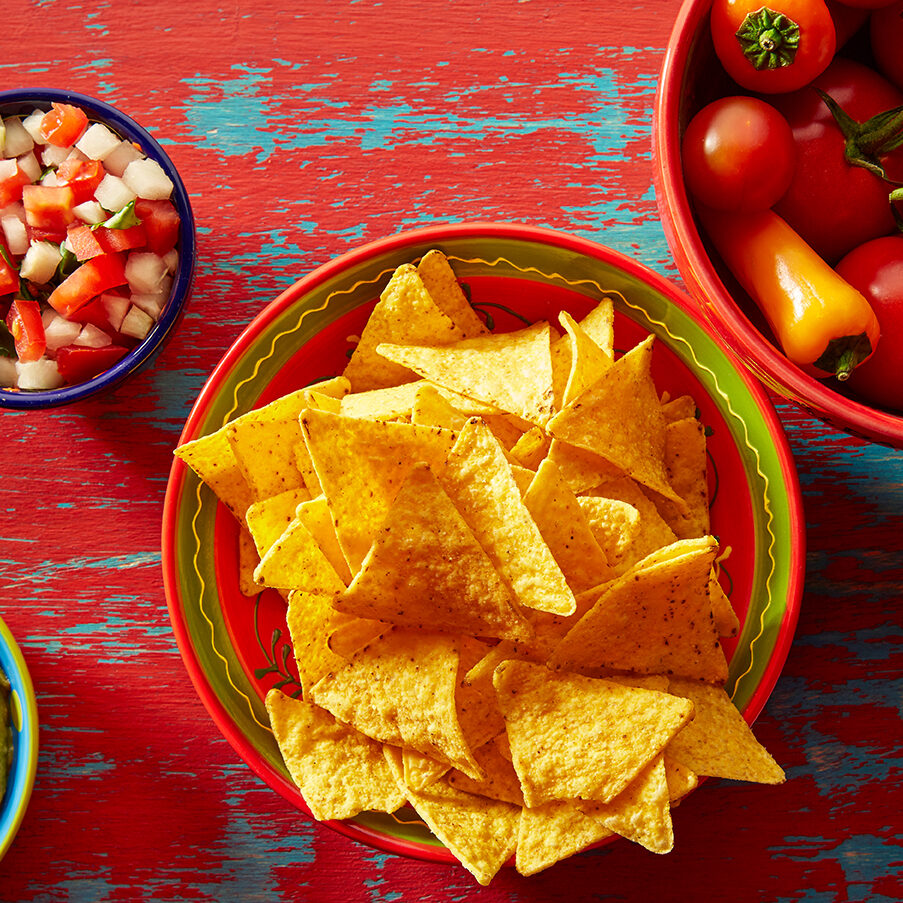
0,614,38,860
0,88,196,409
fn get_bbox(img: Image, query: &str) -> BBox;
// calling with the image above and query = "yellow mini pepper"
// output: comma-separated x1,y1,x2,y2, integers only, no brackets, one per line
699,207,880,380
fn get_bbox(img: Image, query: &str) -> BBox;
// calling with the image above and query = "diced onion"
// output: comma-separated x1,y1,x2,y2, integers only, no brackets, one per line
16,358,64,390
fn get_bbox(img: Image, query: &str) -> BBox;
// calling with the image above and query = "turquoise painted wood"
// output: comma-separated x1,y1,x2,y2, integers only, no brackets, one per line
1,0,902,900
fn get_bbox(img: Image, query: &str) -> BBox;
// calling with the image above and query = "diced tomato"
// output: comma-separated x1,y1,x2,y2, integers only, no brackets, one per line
0,162,33,208
134,199,180,254
25,225,67,245
96,223,148,254
23,184,76,232
0,250,18,295
47,252,127,317
69,290,126,333
55,158,104,204
56,343,129,384
6,299,46,362
40,103,89,148
67,224,105,261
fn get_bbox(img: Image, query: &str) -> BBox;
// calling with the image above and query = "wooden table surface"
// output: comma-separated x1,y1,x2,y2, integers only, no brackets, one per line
2,1,902,900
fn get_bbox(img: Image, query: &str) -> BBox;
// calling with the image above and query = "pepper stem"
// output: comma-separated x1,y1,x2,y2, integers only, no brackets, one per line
813,334,874,382
735,7,800,71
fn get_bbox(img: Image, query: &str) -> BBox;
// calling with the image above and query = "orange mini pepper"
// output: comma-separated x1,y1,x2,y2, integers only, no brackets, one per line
699,206,880,380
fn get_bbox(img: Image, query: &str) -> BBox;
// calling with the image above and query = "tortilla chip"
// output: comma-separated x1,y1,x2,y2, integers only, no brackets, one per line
265,689,406,820
516,800,614,877
548,538,729,684
300,409,457,572
227,419,305,500
709,567,740,638
523,458,614,593
439,418,576,617
578,755,674,853
309,629,483,779
286,590,355,697
416,249,488,337
547,335,682,505
558,309,612,407
237,526,262,596
403,749,450,790
665,678,785,784
447,738,525,806
578,297,615,357
174,424,255,520
508,426,550,470
340,381,421,422
576,495,642,572
664,756,699,803
411,382,471,431
245,487,313,560
661,393,698,423
376,321,555,426
657,416,710,539
546,438,624,495
335,462,531,641
253,513,346,593
384,747,520,887
343,264,468,391
493,660,694,806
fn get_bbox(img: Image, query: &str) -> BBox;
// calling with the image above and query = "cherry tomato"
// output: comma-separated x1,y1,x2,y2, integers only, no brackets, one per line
771,57,903,263
824,0,868,47
710,0,836,93
39,102,88,148
682,96,796,211
870,2,903,92
835,236,903,410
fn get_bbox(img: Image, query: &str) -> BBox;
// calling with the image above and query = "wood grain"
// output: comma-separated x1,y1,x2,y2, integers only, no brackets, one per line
1,0,902,900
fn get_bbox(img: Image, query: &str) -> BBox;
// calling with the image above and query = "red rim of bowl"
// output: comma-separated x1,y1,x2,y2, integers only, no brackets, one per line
162,221,805,860
652,0,903,447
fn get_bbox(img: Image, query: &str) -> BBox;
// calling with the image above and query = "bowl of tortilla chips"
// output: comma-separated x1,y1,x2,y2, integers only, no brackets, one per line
163,223,804,884
0,614,38,861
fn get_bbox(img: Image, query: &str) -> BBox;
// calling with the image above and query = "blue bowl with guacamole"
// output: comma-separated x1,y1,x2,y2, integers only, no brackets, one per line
0,615,38,860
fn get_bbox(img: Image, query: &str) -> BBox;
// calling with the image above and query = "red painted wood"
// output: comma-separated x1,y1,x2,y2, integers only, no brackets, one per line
1,0,902,900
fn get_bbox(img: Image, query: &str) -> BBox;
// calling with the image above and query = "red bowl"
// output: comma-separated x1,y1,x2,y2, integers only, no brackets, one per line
653,0,903,447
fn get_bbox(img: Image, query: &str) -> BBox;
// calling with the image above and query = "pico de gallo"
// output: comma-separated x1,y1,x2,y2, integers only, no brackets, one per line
0,101,182,391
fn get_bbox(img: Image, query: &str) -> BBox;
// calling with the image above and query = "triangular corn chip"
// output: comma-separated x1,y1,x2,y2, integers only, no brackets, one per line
245,487,313,560
548,538,729,684
309,629,482,778
285,590,354,697
335,462,531,641
516,799,614,877
300,409,457,572
343,264,467,391
547,335,681,504
665,678,785,784
439,418,576,617
558,309,612,407
416,249,488,338
523,458,614,593
376,321,555,426
578,755,674,853
265,689,406,820
340,381,421,422
252,513,346,593
493,660,694,806
383,747,519,887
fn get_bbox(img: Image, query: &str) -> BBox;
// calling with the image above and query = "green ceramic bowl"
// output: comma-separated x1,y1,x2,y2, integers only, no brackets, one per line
162,223,804,861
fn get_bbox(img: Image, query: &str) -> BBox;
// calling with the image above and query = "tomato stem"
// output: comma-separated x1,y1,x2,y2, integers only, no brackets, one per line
735,8,800,71
813,334,873,382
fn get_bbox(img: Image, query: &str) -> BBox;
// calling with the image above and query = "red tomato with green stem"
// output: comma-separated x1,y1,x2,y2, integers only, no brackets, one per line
835,235,903,410
682,96,796,211
771,57,903,263
870,1,903,92
710,0,836,93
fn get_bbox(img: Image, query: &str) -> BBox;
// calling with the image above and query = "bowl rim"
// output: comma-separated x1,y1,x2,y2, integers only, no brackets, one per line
652,0,903,447
162,220,806,860
0,613,38,861
0,87,196,410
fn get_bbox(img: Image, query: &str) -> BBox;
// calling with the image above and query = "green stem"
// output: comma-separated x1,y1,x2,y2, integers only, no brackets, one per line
735,7,800,70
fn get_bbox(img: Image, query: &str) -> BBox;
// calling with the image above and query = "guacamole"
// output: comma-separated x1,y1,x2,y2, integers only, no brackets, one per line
0,669,11,800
